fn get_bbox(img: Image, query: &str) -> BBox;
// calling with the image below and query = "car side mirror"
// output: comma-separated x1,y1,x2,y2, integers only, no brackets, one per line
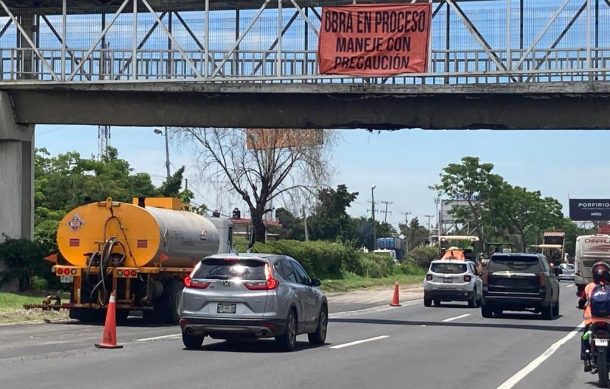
311,278,321,287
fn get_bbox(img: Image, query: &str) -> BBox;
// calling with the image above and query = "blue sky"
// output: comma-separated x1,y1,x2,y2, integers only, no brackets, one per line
35,125,610,229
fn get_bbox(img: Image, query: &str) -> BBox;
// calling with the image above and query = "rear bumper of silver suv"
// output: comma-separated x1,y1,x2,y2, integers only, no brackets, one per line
179,317,287,339
424,289,474,301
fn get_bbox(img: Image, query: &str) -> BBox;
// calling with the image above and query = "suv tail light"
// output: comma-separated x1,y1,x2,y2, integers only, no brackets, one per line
244,263,279,290
464,275,471,282
539,273,546,287
426,274,433,281
183,276,210,289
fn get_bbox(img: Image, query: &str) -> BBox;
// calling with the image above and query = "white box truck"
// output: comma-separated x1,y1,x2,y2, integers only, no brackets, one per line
574,234,610,295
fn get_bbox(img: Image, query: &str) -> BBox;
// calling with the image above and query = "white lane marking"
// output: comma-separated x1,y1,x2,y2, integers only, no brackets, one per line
330,335,389,350
496,323,584,389
566,284,574,288
442,313,470,322
137,334,181,342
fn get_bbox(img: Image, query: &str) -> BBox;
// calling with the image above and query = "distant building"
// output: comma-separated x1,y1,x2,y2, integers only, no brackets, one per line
231,211,282,241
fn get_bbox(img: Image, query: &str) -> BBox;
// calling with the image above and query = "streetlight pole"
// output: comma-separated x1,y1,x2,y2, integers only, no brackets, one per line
154,127,171,178
435,196,441,246
371,185,376,250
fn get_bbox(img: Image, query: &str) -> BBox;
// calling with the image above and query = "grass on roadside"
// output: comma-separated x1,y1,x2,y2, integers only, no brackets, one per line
0,291,55,309
0,291,70,324
321,273,424,293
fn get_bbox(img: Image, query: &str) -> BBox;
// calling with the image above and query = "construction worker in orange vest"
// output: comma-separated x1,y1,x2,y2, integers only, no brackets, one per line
578,261,610,372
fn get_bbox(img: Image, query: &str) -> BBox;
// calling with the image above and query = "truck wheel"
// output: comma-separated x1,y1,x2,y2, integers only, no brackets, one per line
143,292,170,325
143,279,183,324
116,309,130,324
166,280,183,324
424,297,432,307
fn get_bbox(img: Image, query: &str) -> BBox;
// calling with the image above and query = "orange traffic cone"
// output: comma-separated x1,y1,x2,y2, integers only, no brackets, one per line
95,291,123,349
390,282,401,306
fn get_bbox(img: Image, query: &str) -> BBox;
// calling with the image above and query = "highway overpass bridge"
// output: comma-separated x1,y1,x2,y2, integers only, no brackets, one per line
0,0,609,240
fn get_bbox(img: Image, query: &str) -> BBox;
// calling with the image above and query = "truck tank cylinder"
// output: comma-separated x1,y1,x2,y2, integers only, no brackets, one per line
57,202,222,268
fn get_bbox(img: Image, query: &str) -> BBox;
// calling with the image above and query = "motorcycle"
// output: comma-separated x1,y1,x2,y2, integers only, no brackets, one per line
588,321,610,387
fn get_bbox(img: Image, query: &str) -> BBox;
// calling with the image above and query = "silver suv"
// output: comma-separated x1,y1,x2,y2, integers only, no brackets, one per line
179,253,328,351
423,259,482,307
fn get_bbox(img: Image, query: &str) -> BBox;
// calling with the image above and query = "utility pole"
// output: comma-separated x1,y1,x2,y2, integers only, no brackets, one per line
379,201,393,224
401,211,412,229
97,125,111,159
424,214,433,245
302,205,309,241
401,211,411,253
369,185,377,250
434,196,441,246
154,127,171,178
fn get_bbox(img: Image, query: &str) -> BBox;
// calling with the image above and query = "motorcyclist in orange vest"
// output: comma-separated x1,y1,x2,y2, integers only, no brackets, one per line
578,261,610,372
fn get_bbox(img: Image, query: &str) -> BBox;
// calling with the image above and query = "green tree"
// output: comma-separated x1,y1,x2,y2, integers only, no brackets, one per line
492,185,564,251
274,208,305,240
433,156,504,245
399,217,430,253
33,147,160,251
0,238,48,291
350,217,397,250
157,166,196,207
309,185,358,241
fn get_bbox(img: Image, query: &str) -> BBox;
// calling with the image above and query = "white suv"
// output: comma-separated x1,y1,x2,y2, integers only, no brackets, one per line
423,260,482,307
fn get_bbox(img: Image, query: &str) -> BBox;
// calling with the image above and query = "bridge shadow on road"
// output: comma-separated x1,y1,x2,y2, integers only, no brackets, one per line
329,317,577,333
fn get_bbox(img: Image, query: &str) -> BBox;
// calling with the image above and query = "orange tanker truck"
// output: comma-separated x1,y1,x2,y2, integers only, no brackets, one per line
28,197,233,324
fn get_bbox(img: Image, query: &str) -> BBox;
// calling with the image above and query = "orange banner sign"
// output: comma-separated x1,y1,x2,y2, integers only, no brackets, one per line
318,4,431,76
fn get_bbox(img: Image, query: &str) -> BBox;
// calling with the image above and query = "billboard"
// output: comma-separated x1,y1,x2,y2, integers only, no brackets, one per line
245,129,323,150
317,3,431,76
440,199,477,223
569,199,610,221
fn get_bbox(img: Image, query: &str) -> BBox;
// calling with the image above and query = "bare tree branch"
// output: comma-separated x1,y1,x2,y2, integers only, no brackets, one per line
177,128,333,242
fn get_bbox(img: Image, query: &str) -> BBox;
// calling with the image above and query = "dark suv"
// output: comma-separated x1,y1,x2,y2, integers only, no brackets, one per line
481,253,559,319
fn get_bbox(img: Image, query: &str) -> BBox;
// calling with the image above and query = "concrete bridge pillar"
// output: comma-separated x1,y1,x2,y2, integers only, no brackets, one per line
0,92,34,241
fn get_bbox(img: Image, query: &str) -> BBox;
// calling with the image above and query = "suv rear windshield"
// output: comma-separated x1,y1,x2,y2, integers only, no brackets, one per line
431,262,467,274
488,256,542,272
193,258,266,280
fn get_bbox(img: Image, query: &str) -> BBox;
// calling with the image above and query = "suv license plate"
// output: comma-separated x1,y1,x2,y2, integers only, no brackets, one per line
595,338,609,347
217,303,236,314
60,275,74,283
443,278,453,283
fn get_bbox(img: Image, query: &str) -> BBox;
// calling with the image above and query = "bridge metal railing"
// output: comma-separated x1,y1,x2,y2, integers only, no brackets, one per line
2,46,609,84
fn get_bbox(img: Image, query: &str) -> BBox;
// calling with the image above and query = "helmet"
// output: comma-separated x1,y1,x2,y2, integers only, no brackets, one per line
592,261,610,284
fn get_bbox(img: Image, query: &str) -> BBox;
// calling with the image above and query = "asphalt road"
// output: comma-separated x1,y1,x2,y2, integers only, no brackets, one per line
0,282,597,389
